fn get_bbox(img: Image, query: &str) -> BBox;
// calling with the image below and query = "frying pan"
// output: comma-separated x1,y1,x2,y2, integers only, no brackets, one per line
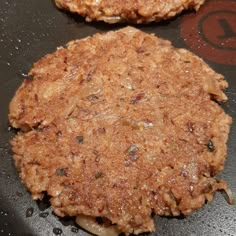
0,0,235,235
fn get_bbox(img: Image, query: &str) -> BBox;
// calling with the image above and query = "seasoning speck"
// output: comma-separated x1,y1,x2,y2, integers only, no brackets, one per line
128,144,138,154
76,136,84,144
187,122,194,133
95,171,103,179
98,127,106,134
128,144,139,161
56,168,66,176
207,140,215,152
87,94,99,102
130,93,145,104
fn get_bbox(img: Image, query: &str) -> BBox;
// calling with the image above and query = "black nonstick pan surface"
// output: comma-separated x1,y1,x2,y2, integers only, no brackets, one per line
0,0,236,235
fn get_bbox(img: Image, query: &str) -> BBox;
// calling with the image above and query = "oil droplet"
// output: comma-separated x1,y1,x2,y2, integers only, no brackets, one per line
6,62,10,66
25,207,34,217
21,72,28,78
53,228,62,235
71,227,79,233
16,192,23,197
39,212,49,218
15,46,19,50
0,211,8,216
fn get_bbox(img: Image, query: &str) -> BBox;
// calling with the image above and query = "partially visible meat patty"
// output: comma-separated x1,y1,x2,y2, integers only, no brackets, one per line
55,0,205,23
9,27,232,235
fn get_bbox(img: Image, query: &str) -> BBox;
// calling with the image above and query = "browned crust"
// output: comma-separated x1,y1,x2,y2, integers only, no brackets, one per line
55,0,205,23
9,27,232,235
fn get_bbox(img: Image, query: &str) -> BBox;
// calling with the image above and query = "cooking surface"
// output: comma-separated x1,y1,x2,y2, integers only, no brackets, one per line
0,0,235,236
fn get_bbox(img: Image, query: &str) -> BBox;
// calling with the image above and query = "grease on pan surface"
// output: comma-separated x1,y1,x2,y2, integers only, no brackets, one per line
55,0,205,23
9,27,232,235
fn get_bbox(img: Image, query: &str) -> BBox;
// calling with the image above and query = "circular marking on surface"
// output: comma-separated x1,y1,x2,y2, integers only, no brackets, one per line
181,0,236,65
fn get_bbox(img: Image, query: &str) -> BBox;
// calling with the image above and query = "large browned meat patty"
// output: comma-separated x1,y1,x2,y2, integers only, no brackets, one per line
55,0,205,23
9,27,232,235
